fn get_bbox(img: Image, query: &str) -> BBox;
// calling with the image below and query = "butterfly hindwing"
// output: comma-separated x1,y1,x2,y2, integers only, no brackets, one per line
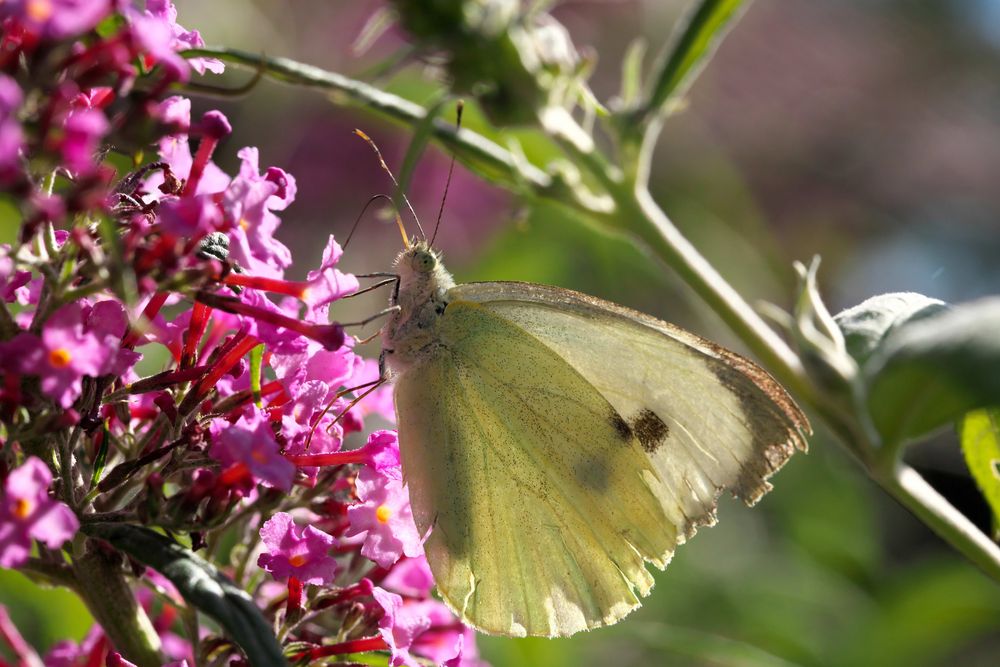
394,300,682,637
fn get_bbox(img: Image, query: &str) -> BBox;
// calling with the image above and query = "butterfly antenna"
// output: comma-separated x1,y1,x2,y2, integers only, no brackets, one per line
354,129,426,243
430,100,464,247
343,193,411,251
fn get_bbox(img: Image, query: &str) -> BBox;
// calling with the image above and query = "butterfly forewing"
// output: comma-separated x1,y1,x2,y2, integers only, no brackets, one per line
395,300,684,637
451,282,809,514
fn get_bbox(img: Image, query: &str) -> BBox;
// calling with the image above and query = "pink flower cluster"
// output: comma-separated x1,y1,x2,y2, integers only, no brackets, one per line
0,2,486,666
258,431,485,667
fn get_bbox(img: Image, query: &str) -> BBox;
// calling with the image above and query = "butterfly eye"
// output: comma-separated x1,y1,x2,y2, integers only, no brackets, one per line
411,251,436,273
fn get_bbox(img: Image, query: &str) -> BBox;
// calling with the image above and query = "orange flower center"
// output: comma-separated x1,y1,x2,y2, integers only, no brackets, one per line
250,449,268,464
13,498,33,519
26,0,53,22
48,347,72,369
375,504,392,524
288,554,308,568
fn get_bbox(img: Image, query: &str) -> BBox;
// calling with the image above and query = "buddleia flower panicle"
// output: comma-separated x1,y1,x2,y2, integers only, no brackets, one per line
0,2,487,664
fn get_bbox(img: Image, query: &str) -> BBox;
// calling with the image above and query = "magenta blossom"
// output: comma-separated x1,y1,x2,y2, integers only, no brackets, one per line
2,301,116,407
210,410,295,492
345,466,422,569
373,587,430,667
58,108,108,173
0,75,24,176
300,235,360,316
382,554,435,599
0,0,112,40
373,589,483,667
257,512,338,585
147,97,231,198
223,147,295,278
0,457,79,568
146,0,223,75
1,244,31,302
158,194,223,237
357,430,402,478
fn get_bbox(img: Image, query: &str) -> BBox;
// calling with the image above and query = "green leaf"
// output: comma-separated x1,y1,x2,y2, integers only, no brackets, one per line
960,408,1000,539
865,298,1000,444
835,292,947,366
82,523,285,667
619,38,647,106
642,0,746,118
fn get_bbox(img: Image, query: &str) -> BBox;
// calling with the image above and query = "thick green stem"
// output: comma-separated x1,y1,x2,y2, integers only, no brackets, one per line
72,543,163,667
880,464,1000,580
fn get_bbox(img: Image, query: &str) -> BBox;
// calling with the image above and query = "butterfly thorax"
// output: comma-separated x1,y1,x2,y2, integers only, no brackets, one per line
382,242,456,374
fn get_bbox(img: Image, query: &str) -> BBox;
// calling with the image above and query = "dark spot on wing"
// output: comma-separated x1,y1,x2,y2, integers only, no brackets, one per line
574,457,610,491
632,409,669,453
610,409,632,441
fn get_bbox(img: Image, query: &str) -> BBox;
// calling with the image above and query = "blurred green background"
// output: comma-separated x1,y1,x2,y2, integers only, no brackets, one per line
4,0,1000,664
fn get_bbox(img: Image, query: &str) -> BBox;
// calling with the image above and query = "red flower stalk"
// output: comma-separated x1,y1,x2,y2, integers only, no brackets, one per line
286,576,303,618
182,111,232,197
285,450,369,468
181,301,212,367
195,291,345,351
191,332,260,401
122,292,168,348
292,636,388,662
221,273,309,299
126,365,208,395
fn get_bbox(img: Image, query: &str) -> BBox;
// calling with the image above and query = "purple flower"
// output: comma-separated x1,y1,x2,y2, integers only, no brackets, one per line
59,108,109,173
143,0,224,75
357,430,402,478
209,409,295,492
0,457,79,568
412,601,484,667
158,195,222,237
236,289,310,356
148,97,230,197
87,299,141,375
345,466,422,568
0,0,112,40
2,302,114,407
271,340,358,403
382,554,434,599
256,512,338,585
350,357,396,425
1,245,31,302
106,652,138,667
0,75,24,176
373,587,430,667
223,147,295,278
372,589,484,667
300,235,360,316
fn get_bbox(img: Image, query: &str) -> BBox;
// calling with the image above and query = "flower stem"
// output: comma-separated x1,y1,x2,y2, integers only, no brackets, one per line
72,543,163,667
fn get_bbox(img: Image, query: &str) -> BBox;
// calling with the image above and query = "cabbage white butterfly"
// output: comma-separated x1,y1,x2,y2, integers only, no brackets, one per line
378,236,809,638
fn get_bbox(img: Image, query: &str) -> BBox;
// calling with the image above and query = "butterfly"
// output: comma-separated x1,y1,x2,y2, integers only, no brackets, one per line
377,235,809,638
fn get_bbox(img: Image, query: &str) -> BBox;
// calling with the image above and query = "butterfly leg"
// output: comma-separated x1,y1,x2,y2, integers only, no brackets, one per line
342,305,402,329
348,272,401,302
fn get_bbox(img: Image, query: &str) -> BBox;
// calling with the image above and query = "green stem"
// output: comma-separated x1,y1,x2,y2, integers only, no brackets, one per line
182,47,559,201
72,543,163,667
880,463,1000,581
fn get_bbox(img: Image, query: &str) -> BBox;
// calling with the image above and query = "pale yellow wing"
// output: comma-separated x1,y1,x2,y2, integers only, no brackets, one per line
449,282,809,534
394,300,681,637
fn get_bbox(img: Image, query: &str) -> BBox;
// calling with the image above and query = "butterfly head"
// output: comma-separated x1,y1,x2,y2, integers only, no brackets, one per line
393,241,455,299
406,243,439,274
